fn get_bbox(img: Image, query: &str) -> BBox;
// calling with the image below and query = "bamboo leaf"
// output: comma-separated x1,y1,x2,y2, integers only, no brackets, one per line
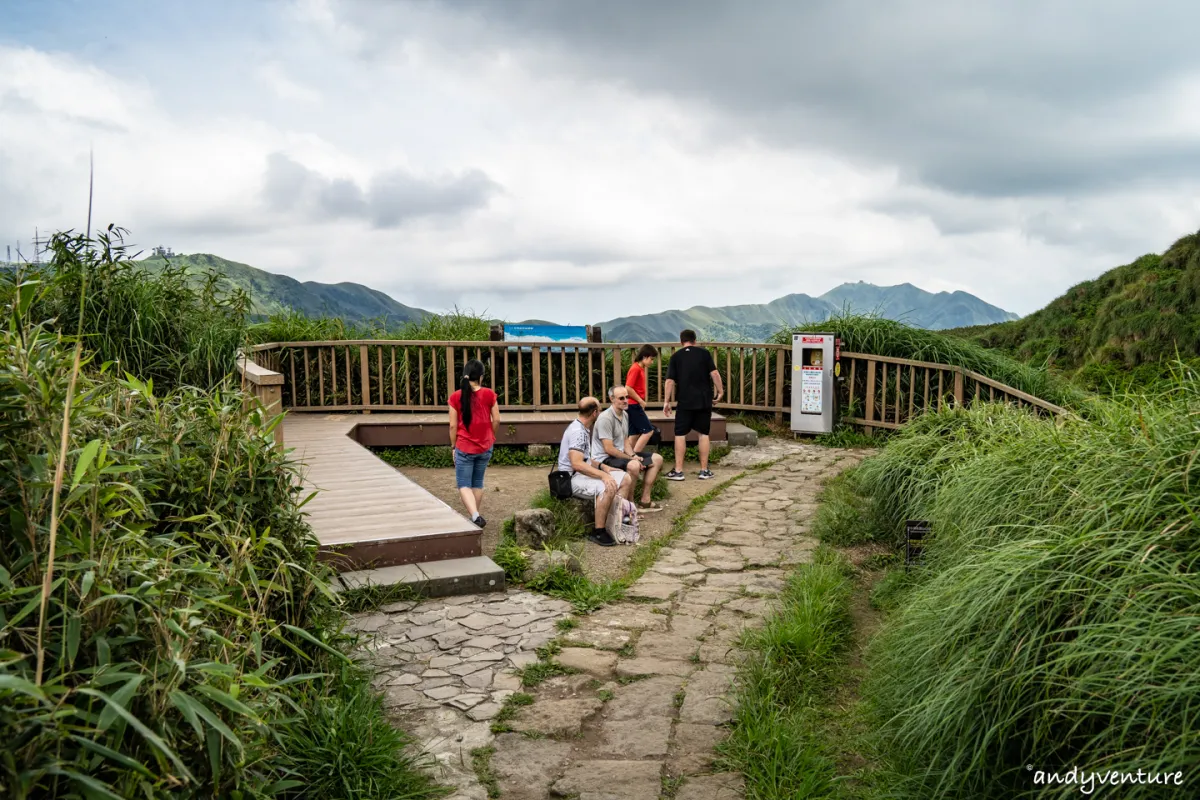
275,672,327,687
47,768,126,800
173,690,243,751
71,735,155,777
169,690,205,742
97,675,145,731
16,279,41,318
71,439,103,493
66,614,81,667
281,624,351,663
0,674,46,701
194,683,261,723
78,688,194,780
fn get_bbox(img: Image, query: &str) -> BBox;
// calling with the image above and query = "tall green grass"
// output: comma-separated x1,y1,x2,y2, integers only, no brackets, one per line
4,228,250,392
774,313,1087,410
247,307,492,344
719,547,856,799
951,230,1200,392
824,377,1200,798
0,239,441,798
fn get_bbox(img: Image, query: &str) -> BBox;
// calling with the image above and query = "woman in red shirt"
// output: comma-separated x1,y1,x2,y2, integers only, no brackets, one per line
448,359,500,527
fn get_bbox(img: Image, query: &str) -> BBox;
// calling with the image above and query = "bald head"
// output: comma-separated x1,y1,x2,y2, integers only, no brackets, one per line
578,396,601,422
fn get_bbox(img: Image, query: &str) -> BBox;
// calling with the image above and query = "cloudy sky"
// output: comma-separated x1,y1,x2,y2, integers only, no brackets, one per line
4,0,1200,321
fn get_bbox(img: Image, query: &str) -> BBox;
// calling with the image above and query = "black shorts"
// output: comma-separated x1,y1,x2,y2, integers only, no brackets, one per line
674,408,712,437
626,403,655,435
604,453,655,471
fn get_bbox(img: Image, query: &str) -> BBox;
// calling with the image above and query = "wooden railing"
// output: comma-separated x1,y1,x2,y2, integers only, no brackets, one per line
840,352,1070,434
248,340,792,418
246,340,1069,434
235,352,285,446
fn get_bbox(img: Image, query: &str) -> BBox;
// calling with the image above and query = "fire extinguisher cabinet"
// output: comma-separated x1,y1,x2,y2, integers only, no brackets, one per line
790,333,837,434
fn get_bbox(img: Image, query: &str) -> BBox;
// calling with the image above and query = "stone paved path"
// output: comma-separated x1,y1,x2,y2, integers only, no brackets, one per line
348,440,866,800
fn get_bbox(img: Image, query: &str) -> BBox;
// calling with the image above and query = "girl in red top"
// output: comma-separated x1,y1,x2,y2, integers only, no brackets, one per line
624,344,659,453
448,359,500,527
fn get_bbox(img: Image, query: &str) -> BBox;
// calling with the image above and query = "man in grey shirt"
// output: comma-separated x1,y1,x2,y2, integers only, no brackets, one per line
592,386,664,512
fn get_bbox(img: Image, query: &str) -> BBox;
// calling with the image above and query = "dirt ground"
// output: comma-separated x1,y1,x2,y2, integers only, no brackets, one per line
399,462,716,581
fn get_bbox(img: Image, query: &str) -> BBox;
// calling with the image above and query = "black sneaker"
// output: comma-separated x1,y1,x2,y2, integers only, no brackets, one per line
666,470,685,481
588,530,617,547
697,470,715,480
473,515,487,528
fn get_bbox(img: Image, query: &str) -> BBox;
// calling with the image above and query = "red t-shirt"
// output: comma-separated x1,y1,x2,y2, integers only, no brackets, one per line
449,387,497,453
625,362,647,406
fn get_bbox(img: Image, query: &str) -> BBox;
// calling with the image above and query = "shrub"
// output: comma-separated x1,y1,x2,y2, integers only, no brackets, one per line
0,242,439,798
4,229,249,392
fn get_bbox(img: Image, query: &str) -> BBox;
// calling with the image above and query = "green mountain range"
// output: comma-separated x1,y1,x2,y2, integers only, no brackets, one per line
139,253,1016,341
139,253,429,324
595,282,1018,342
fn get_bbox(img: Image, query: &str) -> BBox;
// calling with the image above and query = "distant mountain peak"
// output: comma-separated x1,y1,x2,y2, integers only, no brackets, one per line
139,252,431,323
598,282,1016,342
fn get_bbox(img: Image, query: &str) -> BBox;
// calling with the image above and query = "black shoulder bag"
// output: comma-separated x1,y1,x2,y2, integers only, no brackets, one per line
548,469,574,500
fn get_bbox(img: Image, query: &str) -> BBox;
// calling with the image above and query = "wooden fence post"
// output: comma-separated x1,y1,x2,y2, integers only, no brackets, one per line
864,360,876,437
446,346,456,404
774,348,785,425
359,345,371,414
532,347,542,409
612,346,622,400
262,384,284,447
953,369,964,407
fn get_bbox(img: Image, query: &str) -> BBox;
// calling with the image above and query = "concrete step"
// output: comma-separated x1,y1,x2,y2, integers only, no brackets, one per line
725,422,759,447
334,555,505,598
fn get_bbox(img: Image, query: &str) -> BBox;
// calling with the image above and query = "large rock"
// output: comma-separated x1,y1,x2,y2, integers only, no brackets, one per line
514,508,556,547
555,647,618,677
524,549,583,581
669,724,727,775
680,669,734,725
491,733,574,800
677,773,745,800
511,697,603,737
604,675,684,720
551,760,663,800
594,716,673,758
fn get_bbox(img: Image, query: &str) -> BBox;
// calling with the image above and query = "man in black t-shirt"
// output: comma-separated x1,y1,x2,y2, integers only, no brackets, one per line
663,329,724,481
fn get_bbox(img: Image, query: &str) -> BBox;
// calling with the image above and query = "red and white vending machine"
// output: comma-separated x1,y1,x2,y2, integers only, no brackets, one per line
790,332,837,435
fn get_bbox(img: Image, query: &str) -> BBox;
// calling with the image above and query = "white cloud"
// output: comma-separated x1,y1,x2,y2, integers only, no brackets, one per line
256,61,321,104
3,2,1199,324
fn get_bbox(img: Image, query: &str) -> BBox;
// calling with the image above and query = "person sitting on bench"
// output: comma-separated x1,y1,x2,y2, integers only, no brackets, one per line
556,397,631,546
592,385,664,513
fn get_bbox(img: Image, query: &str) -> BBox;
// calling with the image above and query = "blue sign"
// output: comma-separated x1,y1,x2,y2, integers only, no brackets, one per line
504,324,589,352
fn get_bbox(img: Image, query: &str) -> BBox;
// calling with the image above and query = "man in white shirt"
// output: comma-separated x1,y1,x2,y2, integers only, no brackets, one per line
556,396,630,546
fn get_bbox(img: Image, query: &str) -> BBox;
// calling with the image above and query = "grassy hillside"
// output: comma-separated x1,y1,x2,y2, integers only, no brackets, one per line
141,253,431,324
599,283,1016,342
950,230,1200,390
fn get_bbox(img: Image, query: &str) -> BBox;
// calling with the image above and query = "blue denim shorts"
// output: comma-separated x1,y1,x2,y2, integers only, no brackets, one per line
454,447,493,489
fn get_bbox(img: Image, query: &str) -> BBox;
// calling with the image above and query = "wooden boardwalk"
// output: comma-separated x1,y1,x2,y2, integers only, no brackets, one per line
285,413,483,570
